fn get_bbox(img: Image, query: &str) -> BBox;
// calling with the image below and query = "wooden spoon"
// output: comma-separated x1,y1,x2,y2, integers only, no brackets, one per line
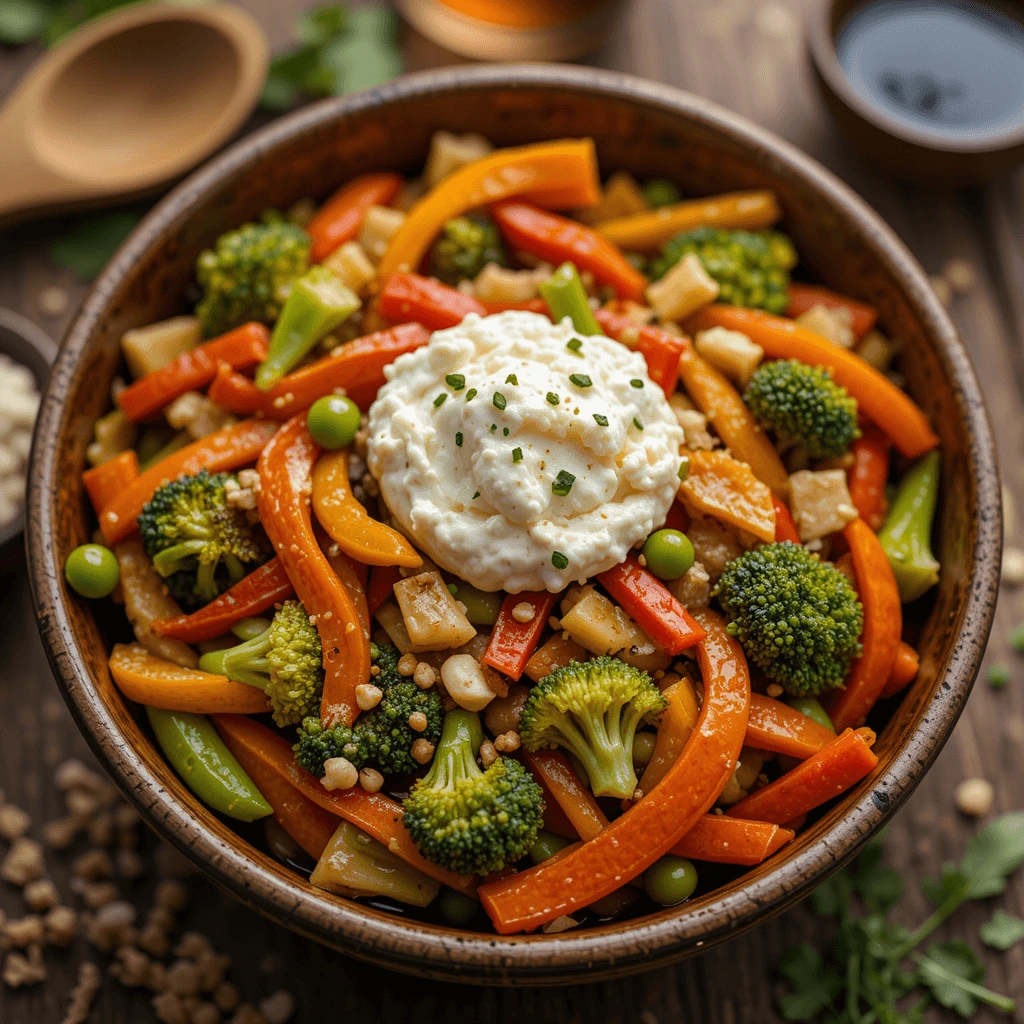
0,2,269,227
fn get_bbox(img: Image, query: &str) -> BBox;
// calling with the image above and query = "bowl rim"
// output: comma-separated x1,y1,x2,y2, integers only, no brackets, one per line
26,63,1001,984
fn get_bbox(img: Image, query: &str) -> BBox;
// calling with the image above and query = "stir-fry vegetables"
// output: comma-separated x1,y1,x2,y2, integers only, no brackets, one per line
69,130,942,935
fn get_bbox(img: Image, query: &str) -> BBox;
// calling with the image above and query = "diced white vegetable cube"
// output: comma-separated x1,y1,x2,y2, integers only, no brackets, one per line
645,254,720,322
86,409,136,467
440,654,495,712
694,326,764,385
472,263,552,304
393,571,477,652
324,241,377,295
789,469,860,541
121,316,201,379
795,304,855,348
359,206,407,265
856,329,898,370
423,131,493,188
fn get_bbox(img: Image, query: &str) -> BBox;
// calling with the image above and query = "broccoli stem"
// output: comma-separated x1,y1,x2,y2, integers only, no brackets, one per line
199,626,273,691
539,262,603,337
425,710,484,790
561,705,639,800
877,449,941,603
151,539,210,577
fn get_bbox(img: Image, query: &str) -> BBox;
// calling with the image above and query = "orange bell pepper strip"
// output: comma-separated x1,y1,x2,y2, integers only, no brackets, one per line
773,494,801,543
213,714,475,893
99,420,279,545
307,172,404,263
151,557,295,643
745,693,835,760
377,272,486,330
671,815,794,865
827,519,903,731
597,189,782,251
848,426,891,530
366,564,401,617
256,416,371,728
679,448,777,543
83,450,139,517
482,591,559,681
597,554,706,656
522,750,608,842
728,727,878,825
319,538,370,639
686,306,939,459
207,322,431,420
376,139,600,280
879,641,920,701
477,607,749,934
637,677,700,795
109,643,270,715
593,308,684,398
490,201,647,302
117,323,269,423
786,283,878,340
311,451,422,568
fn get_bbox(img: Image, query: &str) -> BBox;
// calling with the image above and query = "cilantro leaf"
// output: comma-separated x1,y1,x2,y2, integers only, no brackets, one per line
49,211,139,281
296,3,347,44
917,941,1014,1018
980,910,1024,951
922,862,970,907
960,812,1024,898
854,862,904,914
810,869,852,917
776,945,842,1022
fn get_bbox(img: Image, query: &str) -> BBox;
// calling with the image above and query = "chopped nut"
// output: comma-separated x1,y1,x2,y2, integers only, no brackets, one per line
412,661,436,689
193,1003,222,1024
174,931,212,960
152,990,190,1024
5,915,44,947
85,900,137,952
78,880,120,910
167,958,202,997
479,740,498,768
674,406,717,450
44,906,78,946
87,811,115,847
147,961,169,993
0,804,31,841
955,778,994,817
358,768,384,794
1002,546,1024,586
260,990,297,1024
321,758,358,791
65,788,103,819
354,682,383,711
60,960,102,1024
23,879,59,913
408,711,428,732
410,739,435,765
116,848,146,879
230,1005,268,1024
138,925,172,958
397,652,418,676
511,602,535,624
147,905,176,932
2,836,46,885
110,945,152,986
493,731,521,753
74,847,114,880
441,654,496,712
3,944,47,987
114,803,142,831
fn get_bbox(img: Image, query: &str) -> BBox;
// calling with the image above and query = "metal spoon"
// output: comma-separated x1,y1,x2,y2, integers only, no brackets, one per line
0,2,269,227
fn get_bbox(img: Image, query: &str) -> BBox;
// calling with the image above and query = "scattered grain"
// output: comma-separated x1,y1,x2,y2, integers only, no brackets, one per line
359,768,384,793
44,906,78,946
60,960,102,1024
955,777,994,817
410,739,435,765
23,878,59,913
2,837,46,885
0,804,31,841
493,731,521,753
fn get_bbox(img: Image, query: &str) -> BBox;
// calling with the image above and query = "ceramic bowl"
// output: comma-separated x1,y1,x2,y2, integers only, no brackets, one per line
26,64,1000,985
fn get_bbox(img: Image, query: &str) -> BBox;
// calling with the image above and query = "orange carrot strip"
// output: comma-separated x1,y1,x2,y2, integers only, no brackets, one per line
100,420,279,544
773,494,801,543
366,564,401,617
637,677,700,796
686,306,938,459
109,643,270,715
482,591,559,681
213,714,475,893
478,607,749,934
827,519,903,731
786,283,878,340
679,448,777,542
727,727,878,825
671,815,794,865
879,641,919,700
317,537,370,640
307,172,404,263
83,450,139,517
256,417,370,728
848,426,891,531
311,451,422,568
521,750,609,842
745,693,835,760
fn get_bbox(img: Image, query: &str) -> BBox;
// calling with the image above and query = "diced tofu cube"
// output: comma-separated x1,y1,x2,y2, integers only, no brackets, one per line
675,408,716,450
165,391,235,440
789,469,860,541
694,326,764,386
324,241,376,295
393,571,477,652
856,328,899,370
86,409,136,467
668,561,712,610
359,206,406,265
472,262,552,304
121,316,201,379
423,131,493,188
645,254,719,322
559,587,634,657
796,304,855,349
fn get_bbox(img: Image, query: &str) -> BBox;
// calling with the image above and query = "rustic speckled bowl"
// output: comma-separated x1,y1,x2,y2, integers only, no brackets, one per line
26,65,1001,986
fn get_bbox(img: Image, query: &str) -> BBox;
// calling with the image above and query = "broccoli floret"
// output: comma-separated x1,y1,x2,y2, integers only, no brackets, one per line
715,542,864,696
650,227,797,313
402,709,544,876
198,601,322,727
519,657,667,799
744,359,861,458
137,470,269,610
195,215,310,336
293,643,443,777
428,215,506,286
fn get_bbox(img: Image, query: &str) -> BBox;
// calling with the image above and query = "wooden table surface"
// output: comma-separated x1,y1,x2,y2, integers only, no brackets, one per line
2,1,1023,1020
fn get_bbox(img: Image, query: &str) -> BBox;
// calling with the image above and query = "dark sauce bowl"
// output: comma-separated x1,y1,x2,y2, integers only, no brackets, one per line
809,0,1024,185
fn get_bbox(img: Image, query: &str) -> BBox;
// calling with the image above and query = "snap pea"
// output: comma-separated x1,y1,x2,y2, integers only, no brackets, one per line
785,695,835,733
146,708,272,822
529,831,572,864
644,856,698,906
450,583,503,626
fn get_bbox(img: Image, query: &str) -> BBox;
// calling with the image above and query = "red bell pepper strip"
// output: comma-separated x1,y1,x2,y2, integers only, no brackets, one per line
480,298,551,315
307,172,404,263
663,500,691,535
728,727,878,825
521,750,608,842
848,426,891,531
671,815,794,865
213,714,475,893
256,416,370,728
490,201,648,302
207,323,430,420
151,557,295,643
879,641,920,700
786,283,878,340
100,420,279,545
83,450,139,516
478,607,749,934
482,591,559,681
772,494,802,543
597,554,706,655
593,308,685,397
745,693,835,760
827,519,903,731
378,273,486,330
117,323,269,423
366,564,401,617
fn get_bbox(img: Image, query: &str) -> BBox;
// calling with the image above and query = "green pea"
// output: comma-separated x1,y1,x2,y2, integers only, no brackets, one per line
785,696,835,733
642,529,695,581
451,583,503,626
632,731,658,770
438,888,478,926
64,544,120,599
529,831,572,865
644,856,698,907
306,394,360,450
642,179,681,208
232,617,272,641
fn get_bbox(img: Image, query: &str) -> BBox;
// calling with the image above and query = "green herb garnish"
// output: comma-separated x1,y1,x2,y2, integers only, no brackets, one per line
630,378,645,388
551,551,569,570
551,471,576,497
493,392,506,411
505,374,518,385
512,448,523,464
466,388,478,402
433,393,447,408
633,417,644,431
455,432,463,447
569,373,592,388
446,373,466,390
546,392,559,406
593,414,609,427
566,338,584,355
678,457,690,482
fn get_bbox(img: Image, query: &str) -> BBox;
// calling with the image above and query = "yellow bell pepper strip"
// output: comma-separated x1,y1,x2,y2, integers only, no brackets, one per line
255,267,360,391
597,189,782,250
678,448,777,542
83,450,139,517
636,677,700,795
375,139,601,280
311,450,422,568
686,305,939,459
99,419,279,545
256,415,371,728
477,607,750,934
109,643,270,715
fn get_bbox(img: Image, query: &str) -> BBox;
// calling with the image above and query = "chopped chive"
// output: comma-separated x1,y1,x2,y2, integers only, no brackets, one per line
593,414,609,426
678,457,690,482
569,373,592,388
466,388,478,401
472,491,480,500
546,392,559,405
505,373,518,385
433,393,447,408
493,392,506,411
552,470,576,497
455,432,463,447
503,427,510,436
630,378,644,388
445,373,466,390
551,551,569,570
490,424,497,432
633,417,644,430
566,338,584,355
512,447,523,464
